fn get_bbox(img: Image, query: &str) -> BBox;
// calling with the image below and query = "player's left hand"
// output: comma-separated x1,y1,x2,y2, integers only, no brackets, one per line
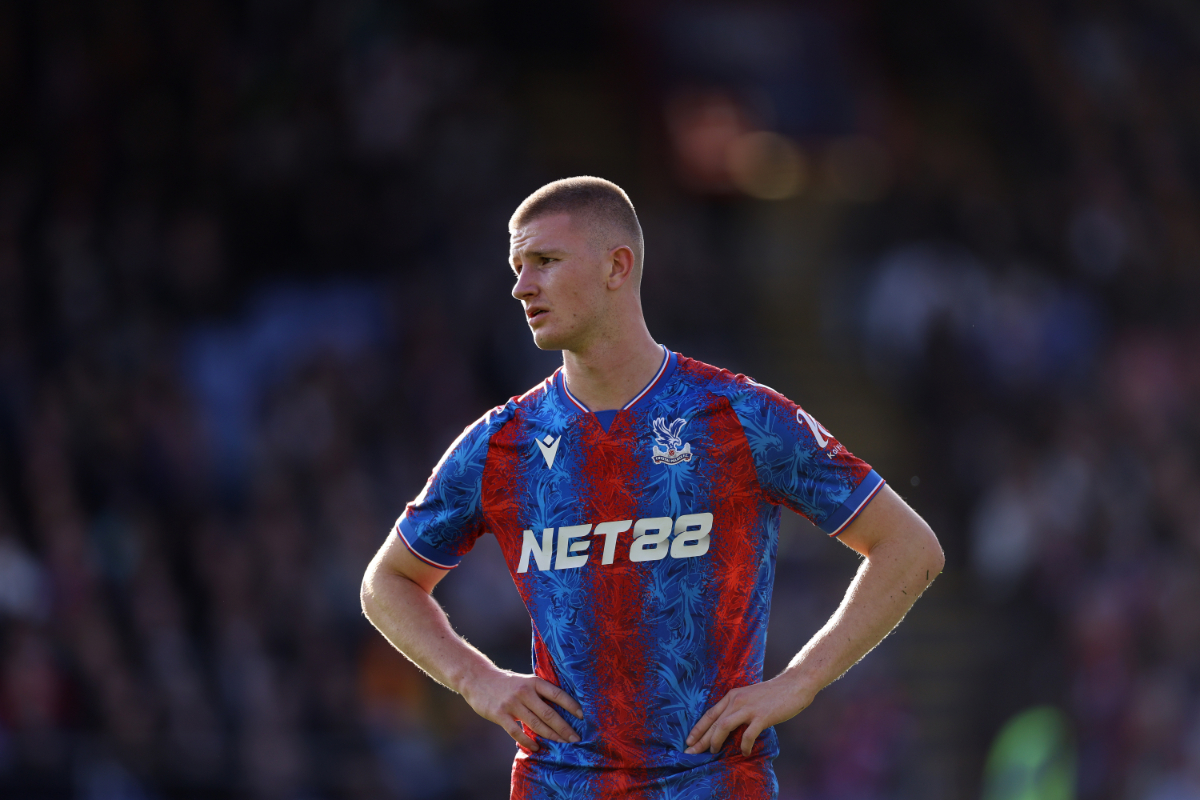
684,677,813,757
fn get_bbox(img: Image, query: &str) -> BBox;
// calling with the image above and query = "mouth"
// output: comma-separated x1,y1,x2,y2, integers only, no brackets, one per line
526,307,549,323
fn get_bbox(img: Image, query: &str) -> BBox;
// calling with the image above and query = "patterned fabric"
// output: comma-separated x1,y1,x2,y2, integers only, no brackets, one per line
395,352,884,799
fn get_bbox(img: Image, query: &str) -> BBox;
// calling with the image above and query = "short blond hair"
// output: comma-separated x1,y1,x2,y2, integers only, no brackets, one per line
509,177,644,277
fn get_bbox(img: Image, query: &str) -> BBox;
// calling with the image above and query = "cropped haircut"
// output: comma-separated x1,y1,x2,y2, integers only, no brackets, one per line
509,177,645,278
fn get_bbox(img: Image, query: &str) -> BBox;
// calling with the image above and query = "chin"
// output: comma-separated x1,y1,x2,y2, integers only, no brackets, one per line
531,332,564,351
530,325,574,352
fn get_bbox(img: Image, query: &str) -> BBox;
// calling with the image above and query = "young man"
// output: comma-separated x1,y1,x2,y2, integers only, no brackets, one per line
361,177,944,798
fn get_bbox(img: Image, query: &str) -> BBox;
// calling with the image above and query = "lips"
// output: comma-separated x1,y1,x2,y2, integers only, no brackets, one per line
526,307,549,322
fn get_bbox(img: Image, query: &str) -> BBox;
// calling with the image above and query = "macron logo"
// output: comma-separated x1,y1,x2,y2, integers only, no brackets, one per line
536,434,562,469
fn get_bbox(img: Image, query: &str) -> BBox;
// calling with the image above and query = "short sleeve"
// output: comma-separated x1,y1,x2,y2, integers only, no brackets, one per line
726,376,885,536
394,410,496,568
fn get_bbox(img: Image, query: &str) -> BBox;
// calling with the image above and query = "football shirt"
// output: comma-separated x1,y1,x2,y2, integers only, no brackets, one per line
396,347,884,799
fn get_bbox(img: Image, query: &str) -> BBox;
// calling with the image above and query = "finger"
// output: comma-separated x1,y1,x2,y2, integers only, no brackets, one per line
503,719,539,752
516,706,566,743
708,709,750,755
687,710,737,755
740,720,765,757
685,727,714,755
513,705,573,748
685,697,731,754
494,691,566,743
529,696,581,743
686,695,729,746
536,679,584,720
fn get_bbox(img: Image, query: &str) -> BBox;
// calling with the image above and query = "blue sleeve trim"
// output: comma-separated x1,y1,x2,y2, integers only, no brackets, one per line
396,516,462,570
820,470,886,536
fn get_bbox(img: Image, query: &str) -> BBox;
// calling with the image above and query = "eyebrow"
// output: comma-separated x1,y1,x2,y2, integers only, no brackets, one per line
510,248,563,265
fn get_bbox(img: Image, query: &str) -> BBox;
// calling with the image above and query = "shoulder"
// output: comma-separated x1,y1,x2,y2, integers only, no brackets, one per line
419,375,558,499
472,372,566,442
443,374,558,456
672,354,738,393
502,372,564,429
672,354,785,412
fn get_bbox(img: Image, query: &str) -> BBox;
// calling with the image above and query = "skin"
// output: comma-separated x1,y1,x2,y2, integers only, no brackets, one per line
508,212,663,410
683,484,943,755
360,208,946,758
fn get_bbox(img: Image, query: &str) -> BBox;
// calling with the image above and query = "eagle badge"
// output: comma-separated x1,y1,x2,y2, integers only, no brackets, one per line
651,417,693,465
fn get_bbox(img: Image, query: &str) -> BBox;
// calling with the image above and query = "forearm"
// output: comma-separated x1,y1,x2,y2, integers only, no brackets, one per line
360,557,497,696
360,538,583,750
780,528,942,699
684,504,943,757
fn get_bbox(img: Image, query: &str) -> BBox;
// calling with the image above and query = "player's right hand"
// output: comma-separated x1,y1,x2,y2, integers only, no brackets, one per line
460,667,583,752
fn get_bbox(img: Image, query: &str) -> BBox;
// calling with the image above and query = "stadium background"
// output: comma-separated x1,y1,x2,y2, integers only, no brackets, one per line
1,0,1198,798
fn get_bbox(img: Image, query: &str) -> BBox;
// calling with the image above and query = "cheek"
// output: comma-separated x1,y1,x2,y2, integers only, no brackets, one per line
552,284,586,319
563,291,600,325
570,277,607,310
546,267,604,323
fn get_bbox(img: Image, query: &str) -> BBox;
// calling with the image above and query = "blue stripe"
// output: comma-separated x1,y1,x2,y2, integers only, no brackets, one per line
396,516,462,569
819,470,885,535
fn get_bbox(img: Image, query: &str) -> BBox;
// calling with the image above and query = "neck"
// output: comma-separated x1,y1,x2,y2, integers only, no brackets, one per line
561,318,662,411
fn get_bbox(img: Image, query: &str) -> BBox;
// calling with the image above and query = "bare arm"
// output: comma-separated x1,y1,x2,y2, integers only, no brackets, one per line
685,485,944,755
360,531,582,751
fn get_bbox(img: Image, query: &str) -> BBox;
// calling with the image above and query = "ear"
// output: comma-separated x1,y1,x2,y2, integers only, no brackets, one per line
605,245,636,290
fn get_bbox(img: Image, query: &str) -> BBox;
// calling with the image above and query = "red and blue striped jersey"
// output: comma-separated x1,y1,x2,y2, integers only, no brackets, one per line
395,348,884,799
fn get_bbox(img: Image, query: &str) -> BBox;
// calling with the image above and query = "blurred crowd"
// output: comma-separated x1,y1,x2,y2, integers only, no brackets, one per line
0,1,1198,799
854,2,1200,797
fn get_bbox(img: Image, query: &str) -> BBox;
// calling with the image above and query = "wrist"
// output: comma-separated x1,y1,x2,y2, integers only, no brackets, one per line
452,657,502,703
774,665,821,711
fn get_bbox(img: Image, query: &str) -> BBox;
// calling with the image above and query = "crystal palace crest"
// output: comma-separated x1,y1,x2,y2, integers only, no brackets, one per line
651,418,693,465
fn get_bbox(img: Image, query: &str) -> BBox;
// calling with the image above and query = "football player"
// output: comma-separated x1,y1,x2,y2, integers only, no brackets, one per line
362,177,944,798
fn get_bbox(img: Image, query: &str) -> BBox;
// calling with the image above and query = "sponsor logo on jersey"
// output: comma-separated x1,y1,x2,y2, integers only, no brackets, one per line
651,417,693,465
517,513,713,573
536,433,562,469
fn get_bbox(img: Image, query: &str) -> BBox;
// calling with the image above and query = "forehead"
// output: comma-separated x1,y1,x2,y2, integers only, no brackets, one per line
509,212,582,255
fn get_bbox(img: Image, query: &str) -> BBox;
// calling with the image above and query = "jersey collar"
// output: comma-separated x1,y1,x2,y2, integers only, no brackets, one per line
555,345,676,416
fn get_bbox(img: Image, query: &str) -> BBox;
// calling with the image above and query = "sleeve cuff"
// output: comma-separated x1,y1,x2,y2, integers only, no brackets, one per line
395,516,462,569
819,470,885,536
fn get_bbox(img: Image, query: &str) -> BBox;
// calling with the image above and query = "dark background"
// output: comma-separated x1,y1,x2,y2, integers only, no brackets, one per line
1,1,1198,798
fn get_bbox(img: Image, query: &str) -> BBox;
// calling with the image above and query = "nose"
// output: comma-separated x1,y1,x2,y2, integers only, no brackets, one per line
512,267,537,301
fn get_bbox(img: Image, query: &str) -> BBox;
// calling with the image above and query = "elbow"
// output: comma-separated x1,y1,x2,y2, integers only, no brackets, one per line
925,526,946,578
360,561,379,622
930,546,946,577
